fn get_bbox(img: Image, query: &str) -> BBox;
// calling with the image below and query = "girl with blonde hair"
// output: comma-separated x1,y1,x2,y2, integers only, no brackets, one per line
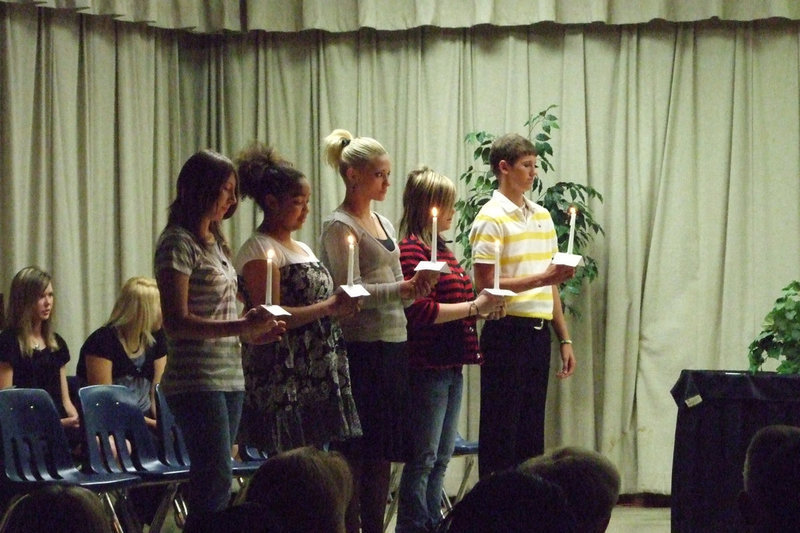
396,167,505,533
319,129,438,533
77,276,167,428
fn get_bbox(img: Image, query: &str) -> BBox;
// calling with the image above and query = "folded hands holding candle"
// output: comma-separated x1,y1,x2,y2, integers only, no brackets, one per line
473,290,507,320
400,269,439,299
325,287,362,317
240,300,287,345
540,262,576,288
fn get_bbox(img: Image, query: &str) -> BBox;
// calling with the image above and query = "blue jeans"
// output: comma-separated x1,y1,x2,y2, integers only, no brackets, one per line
166,390,244,529
396,367,463,533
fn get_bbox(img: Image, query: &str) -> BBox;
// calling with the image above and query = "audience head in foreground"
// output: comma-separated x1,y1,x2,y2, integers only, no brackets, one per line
244,446,354,533
739,424,800,532
2,485,113,533
438,470,577,533
519,446,621,533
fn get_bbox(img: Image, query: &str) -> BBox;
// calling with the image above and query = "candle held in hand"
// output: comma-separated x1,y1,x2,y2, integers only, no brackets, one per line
266,248,275,305
567,206,577,254
347,235,355,286
431,207,438,263
494,239,501,290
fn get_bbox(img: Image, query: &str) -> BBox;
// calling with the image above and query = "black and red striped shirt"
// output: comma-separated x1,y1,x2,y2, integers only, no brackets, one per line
399,234,482,369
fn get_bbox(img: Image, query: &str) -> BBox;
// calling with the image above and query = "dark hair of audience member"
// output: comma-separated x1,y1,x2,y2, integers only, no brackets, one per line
519,446,620,533
438,470,577,533
739,424,800,532
243,446,353,533
2,485,114,533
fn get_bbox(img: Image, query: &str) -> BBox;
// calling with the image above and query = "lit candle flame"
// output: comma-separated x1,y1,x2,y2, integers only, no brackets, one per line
566,207,577,254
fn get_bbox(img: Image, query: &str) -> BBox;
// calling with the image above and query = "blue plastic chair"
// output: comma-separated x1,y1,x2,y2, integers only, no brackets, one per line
153,384,189,470
0,388,140,531
154,384,266,478
152,384,191,527
78,384,191,533
238,445,269,463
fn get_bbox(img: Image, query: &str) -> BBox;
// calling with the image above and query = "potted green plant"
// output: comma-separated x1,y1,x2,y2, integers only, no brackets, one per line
454,105,604,316
748,280,800,373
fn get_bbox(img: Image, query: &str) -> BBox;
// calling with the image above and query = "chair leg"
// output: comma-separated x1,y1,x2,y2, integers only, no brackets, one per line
383,462,402,533
149,483,179,533
172,487,188,529
0,494,28,532
441,489,454,514
439,453,477,520
99,493,122,533
454,456,475,504
109,491,143,533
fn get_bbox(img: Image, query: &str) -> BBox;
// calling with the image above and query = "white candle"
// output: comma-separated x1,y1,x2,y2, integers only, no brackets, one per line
266,249,275,305
567,207,577,254
431,207,438,263
493,239,501,290
347,235,355,286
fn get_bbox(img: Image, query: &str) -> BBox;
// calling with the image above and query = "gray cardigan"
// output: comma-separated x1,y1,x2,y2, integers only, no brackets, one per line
319,208,409,343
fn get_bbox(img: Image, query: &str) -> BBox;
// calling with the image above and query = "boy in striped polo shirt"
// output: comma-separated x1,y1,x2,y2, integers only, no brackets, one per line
469,133,577,478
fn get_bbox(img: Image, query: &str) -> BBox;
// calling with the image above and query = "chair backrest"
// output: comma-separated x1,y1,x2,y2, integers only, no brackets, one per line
0,388,77,483
239,445,269,462
153,384,190,468
78,384,161,475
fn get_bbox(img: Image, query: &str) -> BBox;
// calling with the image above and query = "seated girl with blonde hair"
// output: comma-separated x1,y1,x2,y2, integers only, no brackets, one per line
77,276,167,428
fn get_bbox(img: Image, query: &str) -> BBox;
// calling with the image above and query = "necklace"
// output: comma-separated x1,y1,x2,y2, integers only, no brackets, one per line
347,209,382,238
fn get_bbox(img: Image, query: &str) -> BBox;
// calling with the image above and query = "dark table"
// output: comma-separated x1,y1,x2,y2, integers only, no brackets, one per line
670,369,800,532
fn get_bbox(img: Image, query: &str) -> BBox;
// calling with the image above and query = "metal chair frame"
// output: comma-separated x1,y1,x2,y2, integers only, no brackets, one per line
78,384,192,533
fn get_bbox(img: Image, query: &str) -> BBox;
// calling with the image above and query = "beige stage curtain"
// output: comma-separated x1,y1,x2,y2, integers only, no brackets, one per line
3,0,242,32
3,1,800,494
5,0,800,32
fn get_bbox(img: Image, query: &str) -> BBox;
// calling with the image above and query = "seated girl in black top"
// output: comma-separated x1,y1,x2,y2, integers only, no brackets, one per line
77,276,167,429
0,266,81,438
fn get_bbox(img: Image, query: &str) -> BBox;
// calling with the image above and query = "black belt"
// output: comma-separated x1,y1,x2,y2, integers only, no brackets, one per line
500,315,549,331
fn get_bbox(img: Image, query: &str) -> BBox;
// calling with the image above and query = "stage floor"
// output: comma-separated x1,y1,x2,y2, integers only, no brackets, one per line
155,499,672,532
608,506,670,533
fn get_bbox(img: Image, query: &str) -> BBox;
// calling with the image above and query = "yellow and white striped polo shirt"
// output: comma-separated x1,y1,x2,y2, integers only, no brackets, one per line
469,190,558,319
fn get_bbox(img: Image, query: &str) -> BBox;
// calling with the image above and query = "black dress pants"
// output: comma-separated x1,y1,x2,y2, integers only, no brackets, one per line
478,316,551,478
